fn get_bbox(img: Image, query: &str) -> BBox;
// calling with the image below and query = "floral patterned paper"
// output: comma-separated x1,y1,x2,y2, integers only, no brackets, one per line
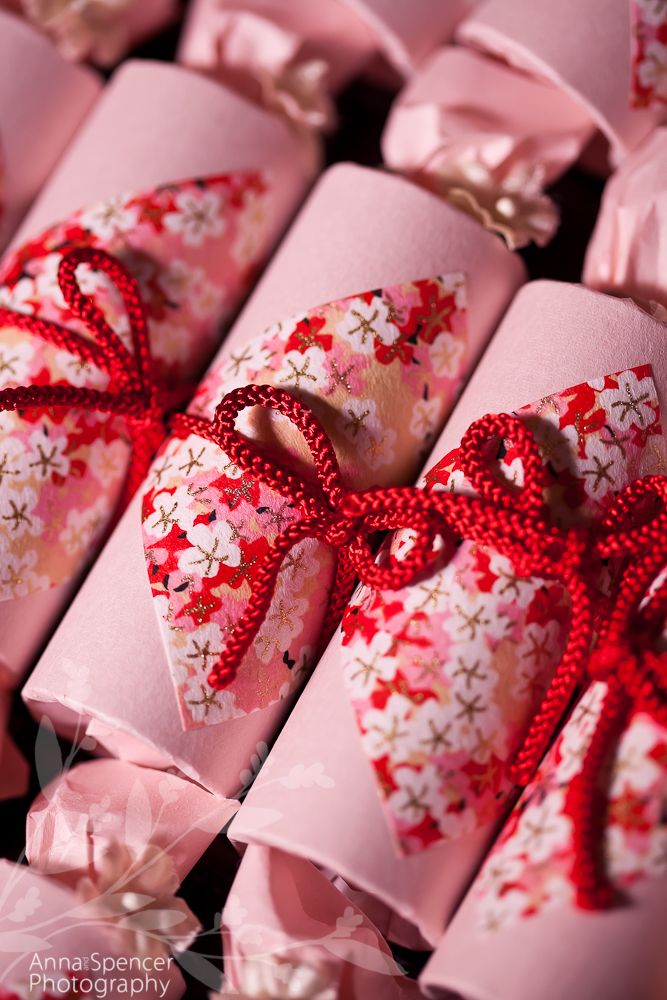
0,172,273,599
473,685,667,931
341,367,666,855
631,0,667,107
141,275,470,729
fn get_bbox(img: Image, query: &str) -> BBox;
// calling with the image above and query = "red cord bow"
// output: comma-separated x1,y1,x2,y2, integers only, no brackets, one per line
561,475,667,909
172,383,594,705
0,246,165,510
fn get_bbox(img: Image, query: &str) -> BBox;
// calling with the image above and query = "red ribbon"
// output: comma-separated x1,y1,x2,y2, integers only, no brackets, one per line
0,246,166,510
174,382,667,910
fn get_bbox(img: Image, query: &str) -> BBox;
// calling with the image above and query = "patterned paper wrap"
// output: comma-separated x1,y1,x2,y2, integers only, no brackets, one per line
457,0,667,169
382,46,593,248
221,845,420,1000
142,275,470,730
0,58,316,683
584,126,667,313
22,163,524,798
631,0,667,108
0,860,185,999
0,10,100,249
2,0,178,66
341,366,664,855
228,282,667,946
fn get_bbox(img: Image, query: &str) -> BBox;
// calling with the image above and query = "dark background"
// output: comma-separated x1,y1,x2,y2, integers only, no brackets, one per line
1,1,605,994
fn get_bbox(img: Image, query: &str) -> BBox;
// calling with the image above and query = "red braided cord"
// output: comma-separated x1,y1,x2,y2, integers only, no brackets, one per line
0,247,166,508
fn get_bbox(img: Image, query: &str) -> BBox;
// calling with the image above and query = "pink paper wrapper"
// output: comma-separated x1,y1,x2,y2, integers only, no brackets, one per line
584,126,667,311
26,758,238,887
5,0,178,67
0,10,100,249
178,0,378,111
0,688,28,801
228,281,667,946
22,163,524,798
0,859,185,998
382,46,593,248
221,844,420,999
457,0,667,170
0,58,316,686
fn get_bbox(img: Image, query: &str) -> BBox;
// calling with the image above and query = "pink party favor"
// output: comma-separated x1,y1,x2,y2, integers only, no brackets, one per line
220,845,419,999
1,0,178,66
23,163,524,797
26,758,238,887
228,281,667,947
0,10,100,249
584,126,667,312
457,0,667,170
179,0,477,100
382,46,594,247
0,58,316,683
0,859,185,998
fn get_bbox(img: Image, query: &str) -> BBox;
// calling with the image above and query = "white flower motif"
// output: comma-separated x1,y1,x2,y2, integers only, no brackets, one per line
164,189,226,247
430,331,464,378
600,370,657,432
60,499,108,556
636,0,667,26
231,187,270,268
336,298,397,356
409,397,442,439
79,195,140,239
638,40,667,100
87,436,128,487
0,339,37,385
214,957,337,999
343,629,397,698
27,426,70,480
279,762,335,790
359,693,413,761
515,793,571,864
276,346,328,395
387,763,440,827
178,520,241,577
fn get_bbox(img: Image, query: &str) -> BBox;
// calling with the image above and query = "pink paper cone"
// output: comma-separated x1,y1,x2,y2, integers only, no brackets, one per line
457,0,667,169
0,10,100,249
22,163,524,799
0,859,185,998
26,758,238,886
221,845,420,999
228,282,667,946
0,57,316,686
584,126,667,311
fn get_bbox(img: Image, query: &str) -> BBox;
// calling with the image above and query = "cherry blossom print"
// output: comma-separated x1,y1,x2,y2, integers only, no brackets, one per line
341,367,666,855
142,275,470,729
631,0,667,106
0,172,273,599
474,686,667,931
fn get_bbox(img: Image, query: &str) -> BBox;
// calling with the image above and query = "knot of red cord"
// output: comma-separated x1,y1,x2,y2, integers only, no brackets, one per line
0,246,166,510
172,384,667,913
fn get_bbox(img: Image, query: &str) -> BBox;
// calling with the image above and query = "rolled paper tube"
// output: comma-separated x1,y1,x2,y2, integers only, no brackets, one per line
221,845,420,999
9,0,178,67
22,162,524,797
178,0,379,101
583,127,667,311
26,758,238,887
0,10,100,249
228,282,667,946
0,58,317,684
0,860,185,998
457,0,667,170
0,688,28,801
382,46,594,247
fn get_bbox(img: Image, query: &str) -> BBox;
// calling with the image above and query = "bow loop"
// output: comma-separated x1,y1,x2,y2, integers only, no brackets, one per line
0,246,166,512
457,412,547,514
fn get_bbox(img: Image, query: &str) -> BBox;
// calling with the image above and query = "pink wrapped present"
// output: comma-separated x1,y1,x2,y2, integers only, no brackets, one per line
23,162,524,796
382,46,593,248
0,58,316,684
219,845,420,999
1,0,178,67
457,0,667,171
179,0,477,105
228,281,667,947
0,10,100,250
26,758,238,886
584,126,667,312
0,859,185,998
